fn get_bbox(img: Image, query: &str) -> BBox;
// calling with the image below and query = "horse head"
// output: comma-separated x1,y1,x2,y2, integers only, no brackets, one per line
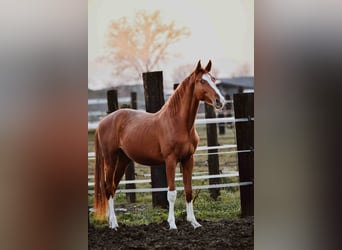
192,60,225,110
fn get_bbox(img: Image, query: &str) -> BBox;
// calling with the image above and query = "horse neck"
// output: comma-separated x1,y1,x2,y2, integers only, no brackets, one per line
162,77,199,131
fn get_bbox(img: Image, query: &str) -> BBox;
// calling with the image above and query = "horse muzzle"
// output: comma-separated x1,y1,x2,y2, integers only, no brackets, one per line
214,98,224,110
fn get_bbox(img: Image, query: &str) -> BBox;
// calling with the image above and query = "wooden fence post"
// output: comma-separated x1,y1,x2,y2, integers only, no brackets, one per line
233,93,254,217
218,112,225,134
143,71,168,208
106,89,118,114
205,104,220,200
131,91,137,110
123,92,138,203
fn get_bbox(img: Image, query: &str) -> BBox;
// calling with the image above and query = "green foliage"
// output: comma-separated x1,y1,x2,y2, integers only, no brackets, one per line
194,190,241,220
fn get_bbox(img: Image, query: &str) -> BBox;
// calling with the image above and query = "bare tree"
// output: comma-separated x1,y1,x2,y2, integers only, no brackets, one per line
104,10,190,82
172,64,195,83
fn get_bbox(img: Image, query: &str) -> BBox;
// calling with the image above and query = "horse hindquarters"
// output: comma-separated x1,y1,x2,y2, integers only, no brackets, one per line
94,128,128,222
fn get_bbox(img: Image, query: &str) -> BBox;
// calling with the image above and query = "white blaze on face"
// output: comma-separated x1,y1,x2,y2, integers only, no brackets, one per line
202,74,225,104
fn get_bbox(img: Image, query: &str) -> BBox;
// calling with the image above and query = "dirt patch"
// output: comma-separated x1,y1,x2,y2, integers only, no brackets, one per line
88,217,253,250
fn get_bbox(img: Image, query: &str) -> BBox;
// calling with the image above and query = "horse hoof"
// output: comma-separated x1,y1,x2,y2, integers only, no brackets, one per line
109,220,119,230
109,223,119,229
190,221,202,229
109,224,119,230
168,223,177,230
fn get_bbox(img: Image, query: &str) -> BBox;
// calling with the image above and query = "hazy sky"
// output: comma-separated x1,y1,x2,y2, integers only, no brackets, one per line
88,0,254,89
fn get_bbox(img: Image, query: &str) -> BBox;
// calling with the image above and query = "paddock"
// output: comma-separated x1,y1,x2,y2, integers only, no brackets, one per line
88,70,253,248
88,96,253,212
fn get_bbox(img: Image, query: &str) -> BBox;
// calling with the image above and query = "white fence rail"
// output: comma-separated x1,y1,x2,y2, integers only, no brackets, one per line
87,114,253,195
88,172,239,186
87,144,239,159
87,170,253,195
88,181,253,194
88,116,254,130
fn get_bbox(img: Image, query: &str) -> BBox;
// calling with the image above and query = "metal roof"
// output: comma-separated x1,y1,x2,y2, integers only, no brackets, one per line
217,76,254,88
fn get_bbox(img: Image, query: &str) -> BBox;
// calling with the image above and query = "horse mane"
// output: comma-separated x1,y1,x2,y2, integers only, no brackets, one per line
163,73,193,116
162,65,209,116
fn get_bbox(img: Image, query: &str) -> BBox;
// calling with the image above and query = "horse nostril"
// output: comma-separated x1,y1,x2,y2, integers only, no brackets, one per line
215,99,223,109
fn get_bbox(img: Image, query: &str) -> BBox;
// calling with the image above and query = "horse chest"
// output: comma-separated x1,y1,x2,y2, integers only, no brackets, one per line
173,140,197,160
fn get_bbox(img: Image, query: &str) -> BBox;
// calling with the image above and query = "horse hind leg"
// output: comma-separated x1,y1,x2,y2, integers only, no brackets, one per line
113,150,131,188
103,154,118,230
104,148,128,230
182,156,201,229
105,150,131,230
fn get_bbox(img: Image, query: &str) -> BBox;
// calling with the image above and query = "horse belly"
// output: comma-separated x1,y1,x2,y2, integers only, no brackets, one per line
121,143,164,166
125,149,164,165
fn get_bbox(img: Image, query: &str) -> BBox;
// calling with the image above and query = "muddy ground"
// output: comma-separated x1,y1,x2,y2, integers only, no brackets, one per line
88,217,253,250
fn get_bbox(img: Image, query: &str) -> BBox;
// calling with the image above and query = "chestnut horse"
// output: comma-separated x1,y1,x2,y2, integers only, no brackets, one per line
94,60,225,230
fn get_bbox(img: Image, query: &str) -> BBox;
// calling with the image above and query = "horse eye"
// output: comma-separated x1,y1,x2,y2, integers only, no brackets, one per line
200,79,205,84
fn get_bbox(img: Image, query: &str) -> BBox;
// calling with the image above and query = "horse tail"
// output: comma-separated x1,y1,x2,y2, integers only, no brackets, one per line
94,128,107,220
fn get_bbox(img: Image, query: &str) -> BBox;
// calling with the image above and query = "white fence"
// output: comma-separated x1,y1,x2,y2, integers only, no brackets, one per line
88,116,254,194
87,170,253,194
88,116,254,130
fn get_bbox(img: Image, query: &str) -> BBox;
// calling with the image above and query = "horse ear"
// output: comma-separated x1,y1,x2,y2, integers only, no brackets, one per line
195,60,202,74
205,60,212,72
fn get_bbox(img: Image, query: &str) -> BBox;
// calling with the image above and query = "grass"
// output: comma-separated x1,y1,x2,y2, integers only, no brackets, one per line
89,188,241,227
88,123,241,227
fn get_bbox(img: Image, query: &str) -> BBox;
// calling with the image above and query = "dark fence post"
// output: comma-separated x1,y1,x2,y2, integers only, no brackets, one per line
123,92,138,203
233,93,254,217
142,71,168,208
131,92,137,109
218,112,225,134
107,89,119,114
205,104,220,200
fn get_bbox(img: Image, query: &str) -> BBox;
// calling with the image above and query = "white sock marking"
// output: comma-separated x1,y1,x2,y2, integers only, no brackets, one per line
108,196,118,230
167,190,177,229
186,201,202,229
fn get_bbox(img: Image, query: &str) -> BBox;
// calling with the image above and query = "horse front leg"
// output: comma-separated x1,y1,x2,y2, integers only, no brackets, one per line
182,155,202,229
165,156,177,230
